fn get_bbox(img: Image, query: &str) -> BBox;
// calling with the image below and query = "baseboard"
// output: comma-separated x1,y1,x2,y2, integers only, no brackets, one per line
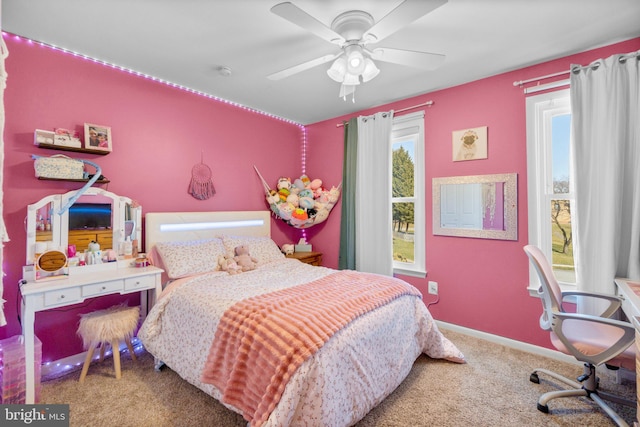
437,321,637,383
436,320,583,366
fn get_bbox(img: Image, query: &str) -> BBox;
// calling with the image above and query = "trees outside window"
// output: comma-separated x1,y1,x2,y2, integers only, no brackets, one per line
391,112,425,277
526,89,576,289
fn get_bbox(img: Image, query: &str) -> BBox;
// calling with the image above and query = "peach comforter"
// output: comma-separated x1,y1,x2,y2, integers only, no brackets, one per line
139,259,464,427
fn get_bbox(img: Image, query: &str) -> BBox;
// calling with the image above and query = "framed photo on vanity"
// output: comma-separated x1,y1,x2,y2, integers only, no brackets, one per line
84,123,112,152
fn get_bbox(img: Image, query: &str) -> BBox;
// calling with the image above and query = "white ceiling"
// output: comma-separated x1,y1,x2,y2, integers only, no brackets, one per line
3,0,640,125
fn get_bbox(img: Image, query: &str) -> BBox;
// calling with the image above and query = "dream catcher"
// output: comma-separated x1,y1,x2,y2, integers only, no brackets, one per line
188,153,216,200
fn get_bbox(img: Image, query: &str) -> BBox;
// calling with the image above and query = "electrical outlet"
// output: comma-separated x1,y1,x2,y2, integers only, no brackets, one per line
428,281,438,295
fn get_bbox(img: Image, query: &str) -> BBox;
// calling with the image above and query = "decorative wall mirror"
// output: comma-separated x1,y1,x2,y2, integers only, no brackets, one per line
26,188,142,265
432,173,517,240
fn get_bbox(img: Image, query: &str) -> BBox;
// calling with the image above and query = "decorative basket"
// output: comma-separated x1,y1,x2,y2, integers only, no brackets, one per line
33,154,85,179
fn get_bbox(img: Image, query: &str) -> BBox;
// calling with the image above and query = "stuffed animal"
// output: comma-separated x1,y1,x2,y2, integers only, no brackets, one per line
277,177,292,190
266,189,280,205
277,202,295,220
281,244,294,255
218,254,241,275
292,208,308,221
293,178,305,190
300,174,311,187
310,178,323,190
328,186,341,204
299,196,314,209
286,193,299,207
277,187,290,202
234,245,258,272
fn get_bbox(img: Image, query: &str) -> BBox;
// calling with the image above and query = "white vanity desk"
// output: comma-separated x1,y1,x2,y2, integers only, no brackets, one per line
21,188,163,404
20,263,163,403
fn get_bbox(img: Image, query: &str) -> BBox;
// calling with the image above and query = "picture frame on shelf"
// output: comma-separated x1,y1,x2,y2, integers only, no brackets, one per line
34,129,55,146
84,123,112,152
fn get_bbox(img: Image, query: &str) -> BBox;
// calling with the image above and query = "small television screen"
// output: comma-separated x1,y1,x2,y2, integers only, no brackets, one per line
68,203,112,230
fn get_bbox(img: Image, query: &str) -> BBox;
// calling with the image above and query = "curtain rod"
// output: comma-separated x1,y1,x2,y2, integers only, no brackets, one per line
513,51,640,88
336,100,433,127
513,70,569,88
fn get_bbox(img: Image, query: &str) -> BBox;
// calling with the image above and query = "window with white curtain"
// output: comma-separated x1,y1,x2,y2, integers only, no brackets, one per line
525,89,576,293
391,112,425,277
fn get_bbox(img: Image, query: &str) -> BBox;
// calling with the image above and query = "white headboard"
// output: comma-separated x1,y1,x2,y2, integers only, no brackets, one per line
145,211,271,252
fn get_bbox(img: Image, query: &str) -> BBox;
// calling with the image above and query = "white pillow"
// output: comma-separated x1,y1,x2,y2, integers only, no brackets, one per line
222,235,284,265
155,238,226,279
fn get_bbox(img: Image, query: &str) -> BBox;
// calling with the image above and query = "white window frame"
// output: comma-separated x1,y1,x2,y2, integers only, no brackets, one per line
391,111,426,278
525,88,575,295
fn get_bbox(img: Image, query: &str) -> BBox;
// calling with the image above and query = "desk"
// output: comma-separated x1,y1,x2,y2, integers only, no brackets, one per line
615,277,640,426
20,265,163,404
616,277,640,319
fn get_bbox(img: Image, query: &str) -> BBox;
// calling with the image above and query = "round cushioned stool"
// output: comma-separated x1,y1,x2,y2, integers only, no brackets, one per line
77,305,140,383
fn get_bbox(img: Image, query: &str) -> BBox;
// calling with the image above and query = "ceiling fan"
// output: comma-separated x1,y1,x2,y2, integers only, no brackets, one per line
268,0,447,100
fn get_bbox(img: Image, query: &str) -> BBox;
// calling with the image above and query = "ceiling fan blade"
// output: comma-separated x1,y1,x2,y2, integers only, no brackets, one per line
267,53,341,80
271,2,344,45
363,0,447,43
370,48,445,70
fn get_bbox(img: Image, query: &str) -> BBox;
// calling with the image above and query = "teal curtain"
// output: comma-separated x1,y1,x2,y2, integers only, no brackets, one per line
338,118,358,270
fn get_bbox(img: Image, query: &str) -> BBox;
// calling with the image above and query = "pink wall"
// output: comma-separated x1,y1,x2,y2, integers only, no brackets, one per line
3,32,639,362
306,37,640,349
1,34,303,361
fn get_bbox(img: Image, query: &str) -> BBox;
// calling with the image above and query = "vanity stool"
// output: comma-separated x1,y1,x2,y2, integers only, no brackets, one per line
77,305,140,383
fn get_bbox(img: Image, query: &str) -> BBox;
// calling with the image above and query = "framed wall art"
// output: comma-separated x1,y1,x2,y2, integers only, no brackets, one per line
84,123,112,152
452,126,487,161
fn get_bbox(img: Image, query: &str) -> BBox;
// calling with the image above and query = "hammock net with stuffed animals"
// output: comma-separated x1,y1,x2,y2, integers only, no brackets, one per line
254,166,341,229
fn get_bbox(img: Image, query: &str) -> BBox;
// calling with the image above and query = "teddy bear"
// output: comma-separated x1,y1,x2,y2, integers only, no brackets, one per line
234,245,258,272
218,254,241,275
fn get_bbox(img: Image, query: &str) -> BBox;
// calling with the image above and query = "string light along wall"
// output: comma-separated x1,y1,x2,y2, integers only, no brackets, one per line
4,32,312,256
2,32,304,129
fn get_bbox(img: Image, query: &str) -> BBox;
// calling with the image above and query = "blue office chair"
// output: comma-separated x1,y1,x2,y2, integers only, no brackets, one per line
524,245,635,427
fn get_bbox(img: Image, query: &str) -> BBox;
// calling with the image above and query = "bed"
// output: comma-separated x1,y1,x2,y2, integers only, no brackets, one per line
138,211,465,427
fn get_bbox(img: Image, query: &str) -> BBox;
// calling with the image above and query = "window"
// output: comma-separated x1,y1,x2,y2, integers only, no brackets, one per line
526,89,576,293
391,112,426,277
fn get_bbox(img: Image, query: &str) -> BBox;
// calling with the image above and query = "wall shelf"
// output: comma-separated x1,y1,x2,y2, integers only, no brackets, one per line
37,177,110,184
35,142,110,156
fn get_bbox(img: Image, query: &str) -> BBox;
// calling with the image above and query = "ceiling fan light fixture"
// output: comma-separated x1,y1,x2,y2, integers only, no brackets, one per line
342,72,361,86
345,44,365,75
361,58,380,82
327,56,347,82
271,2,448,102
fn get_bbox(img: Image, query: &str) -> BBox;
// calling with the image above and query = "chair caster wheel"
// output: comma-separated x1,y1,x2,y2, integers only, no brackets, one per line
530,372,540,383
537,403,549,413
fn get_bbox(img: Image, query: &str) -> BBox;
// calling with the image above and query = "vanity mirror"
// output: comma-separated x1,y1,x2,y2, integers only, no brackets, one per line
26,188,141,265
432,173,517,240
